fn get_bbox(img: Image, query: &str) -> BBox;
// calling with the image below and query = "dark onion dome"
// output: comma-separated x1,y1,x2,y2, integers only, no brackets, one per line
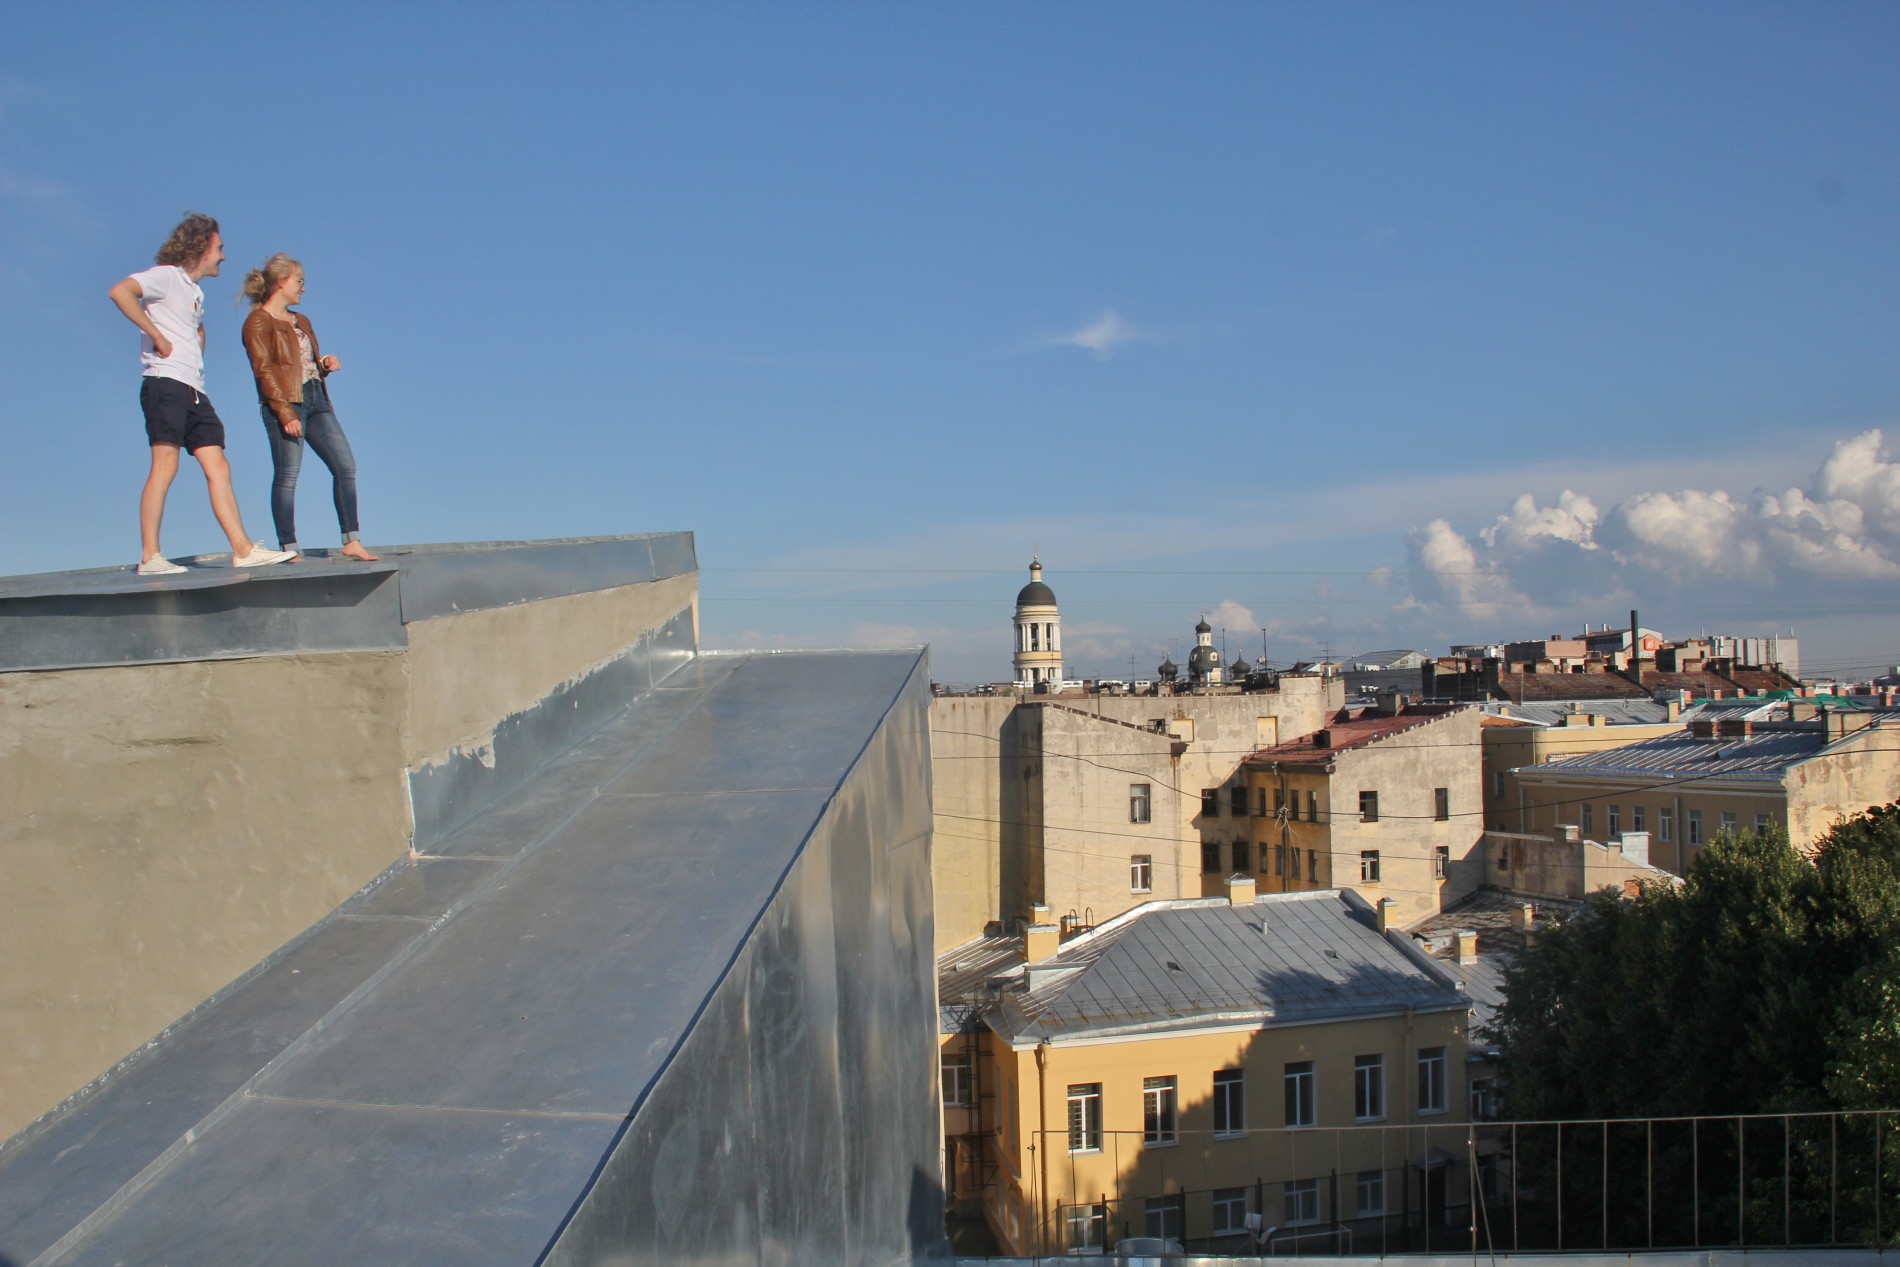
1016,579,1057,606
1158,656,1178,678
1195,618,1212,634
1230,654,1250,676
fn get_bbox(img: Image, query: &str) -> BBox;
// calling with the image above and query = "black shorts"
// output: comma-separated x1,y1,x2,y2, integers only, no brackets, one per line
140,376,226,452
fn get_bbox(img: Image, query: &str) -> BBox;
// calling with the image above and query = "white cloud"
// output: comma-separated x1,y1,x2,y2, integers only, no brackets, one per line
1045,309,1139,360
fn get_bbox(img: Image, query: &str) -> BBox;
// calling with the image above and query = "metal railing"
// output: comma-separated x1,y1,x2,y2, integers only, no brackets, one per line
1011,1110,1900,1257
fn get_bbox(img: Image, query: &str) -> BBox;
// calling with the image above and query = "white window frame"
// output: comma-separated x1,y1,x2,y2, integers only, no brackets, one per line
941,1051,973,1107
1130,854,1153,893
1660,808,1674,842
1213,1069,1246,1138
1582,804,1594,835
1632,804,1646,833
1129,783,1152,824
1357,1170,1386,1216
1143,1075,1178,1147
1211,1187,1249,1234
1688,810,1703,847
1608,804,1621,837
1284,1177,1321,1226
1068,1083,1102,1153
1354,1054,1385,1122
1721,811,1737,832
1360,850,1381,884
1144,1196,1182,1241
1065,1202,1105,1251
1418,1047,1448,1115
1435,844,1450,880
1284,1060,1316,1128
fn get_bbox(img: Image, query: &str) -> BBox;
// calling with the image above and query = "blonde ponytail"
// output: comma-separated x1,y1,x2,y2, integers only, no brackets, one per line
239,253,302,308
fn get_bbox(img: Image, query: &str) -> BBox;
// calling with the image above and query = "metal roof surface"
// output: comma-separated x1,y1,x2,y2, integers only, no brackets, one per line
1522,715,1900,785
993,891,1466,1042
0,646,926,1266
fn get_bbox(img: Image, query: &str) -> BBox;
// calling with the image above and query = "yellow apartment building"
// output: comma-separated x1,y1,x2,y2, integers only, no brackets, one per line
1239,702,1485,926
1479,702,1687,833
950,885,1472,1255
1512,706,1900,872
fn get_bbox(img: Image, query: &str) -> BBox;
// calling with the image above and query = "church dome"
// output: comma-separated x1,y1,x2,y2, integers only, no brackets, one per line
1016,557,1057,607
1195,618,1212,634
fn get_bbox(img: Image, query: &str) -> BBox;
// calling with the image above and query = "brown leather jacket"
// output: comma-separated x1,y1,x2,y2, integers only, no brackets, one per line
241,308,326,431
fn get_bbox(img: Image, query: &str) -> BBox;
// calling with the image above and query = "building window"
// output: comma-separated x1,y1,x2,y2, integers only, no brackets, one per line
1359,850,1380,884
1360,790,1379,822
1144,1196,1182,1241
1130,783,1152,824
1202,788,1221,818
1720,811,1737,832
1308,849,1319,882
1308,790,1319,821
1213,1069,1245,1137
1582,804,1594,835
1233,840,1251,873
1067,1083,1102,1152
1130,854,1153,893
1632,804,1646,833
1143,1076,1178,1146
1256,787,1267,817
1418,1047,1448,1114
941,1052,973,1107
1660,808,1674,842
1274,843,1286,876
1201,841,1222,873
1688,810,1703,847
1434,787,1450,821
1354,1055,1385,1121
1029,625,1040,651
1492,770,1505,798
1284,1178,1320,1225
1231,786,1249,817
1275,787,1286,818
1357,1170,1386,1216
1756,813,1772,834
1211,1187,1248,1234
1284,1060,1315,1128
1288,789,1301,821
1608,805,1621,837
1064,1203,1105,1251
1435,845,1450,880
1471,1077,1497,1120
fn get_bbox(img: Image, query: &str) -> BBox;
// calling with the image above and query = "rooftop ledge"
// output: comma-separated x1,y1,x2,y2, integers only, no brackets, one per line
0,532,697,673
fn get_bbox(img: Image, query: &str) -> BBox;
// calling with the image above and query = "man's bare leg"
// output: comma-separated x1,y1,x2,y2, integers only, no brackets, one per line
191,446,256,557
140,444,181,559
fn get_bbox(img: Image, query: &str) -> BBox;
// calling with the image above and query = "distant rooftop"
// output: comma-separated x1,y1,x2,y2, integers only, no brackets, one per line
1244,703,1462,768
987,890,1468,1044
1525,711,1900,785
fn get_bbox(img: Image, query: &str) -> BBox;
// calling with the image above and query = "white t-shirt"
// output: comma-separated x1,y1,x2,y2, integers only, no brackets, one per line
129,264,206,391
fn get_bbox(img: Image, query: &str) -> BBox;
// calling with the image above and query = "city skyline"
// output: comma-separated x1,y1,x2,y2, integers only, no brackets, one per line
4,4,1896,683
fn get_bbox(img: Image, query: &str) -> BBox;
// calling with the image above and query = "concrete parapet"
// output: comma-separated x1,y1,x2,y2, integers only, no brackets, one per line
0,534,696,1139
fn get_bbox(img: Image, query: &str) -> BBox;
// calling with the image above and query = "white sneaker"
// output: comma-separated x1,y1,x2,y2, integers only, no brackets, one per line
232,543,295,568
137,554,187,576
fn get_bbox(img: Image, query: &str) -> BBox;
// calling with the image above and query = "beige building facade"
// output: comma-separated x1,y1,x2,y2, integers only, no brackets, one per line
1511,709,1900,874
929,675,1344,952
1241,704,1486,926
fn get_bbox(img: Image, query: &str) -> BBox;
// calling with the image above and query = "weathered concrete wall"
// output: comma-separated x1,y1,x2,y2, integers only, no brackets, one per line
1486,830,1677,900
1785,723,1900,854
0,650,410,1140
929,695,1019,951
1,568,698,1142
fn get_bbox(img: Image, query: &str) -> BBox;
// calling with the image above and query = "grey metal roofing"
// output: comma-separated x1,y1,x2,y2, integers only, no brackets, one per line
1481,700,1674,726
0,645,932,1266
938,935,1027,1033
1407,891,1579,1036
990,891,1467,1043
1520,712,1900,786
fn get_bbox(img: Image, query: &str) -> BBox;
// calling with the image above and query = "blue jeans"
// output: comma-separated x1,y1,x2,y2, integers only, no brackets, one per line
261,377,360,552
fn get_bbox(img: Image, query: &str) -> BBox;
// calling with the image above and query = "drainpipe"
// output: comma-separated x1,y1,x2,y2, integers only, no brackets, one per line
1036,1038,1051,1255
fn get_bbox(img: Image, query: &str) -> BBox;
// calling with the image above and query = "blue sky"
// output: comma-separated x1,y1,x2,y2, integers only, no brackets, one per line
4,3,1897,682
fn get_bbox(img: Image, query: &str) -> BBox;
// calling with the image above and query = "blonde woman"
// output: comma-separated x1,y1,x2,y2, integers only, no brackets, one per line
239,254,377,561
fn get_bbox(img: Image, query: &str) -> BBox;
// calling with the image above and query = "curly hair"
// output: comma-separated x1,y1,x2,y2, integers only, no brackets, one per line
240,253,302,307
154,212,220,268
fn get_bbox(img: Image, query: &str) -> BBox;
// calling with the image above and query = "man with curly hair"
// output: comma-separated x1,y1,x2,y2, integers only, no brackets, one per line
107,212,292,573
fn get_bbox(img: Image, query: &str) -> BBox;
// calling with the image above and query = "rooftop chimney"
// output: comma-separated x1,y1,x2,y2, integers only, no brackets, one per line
1376,897,1400,933
1226,874,1257,906
1454,929,1479,965
1510,903,1535,932
1023,904,1058,962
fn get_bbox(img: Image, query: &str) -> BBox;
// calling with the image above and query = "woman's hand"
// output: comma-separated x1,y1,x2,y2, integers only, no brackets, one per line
320,354,341,372
284,416,303,438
